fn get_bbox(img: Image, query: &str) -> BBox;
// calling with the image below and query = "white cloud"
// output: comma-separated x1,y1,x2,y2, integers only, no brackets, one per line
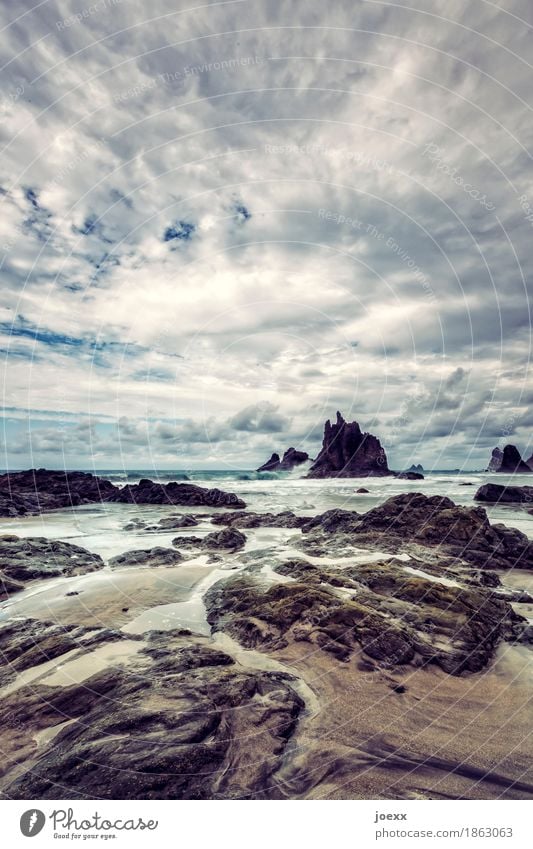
1,0,532,468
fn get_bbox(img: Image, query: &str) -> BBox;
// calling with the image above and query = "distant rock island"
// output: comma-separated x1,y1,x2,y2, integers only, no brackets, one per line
487,445,532,474
257,447,309,473
406,463,424,474
307,411,392,478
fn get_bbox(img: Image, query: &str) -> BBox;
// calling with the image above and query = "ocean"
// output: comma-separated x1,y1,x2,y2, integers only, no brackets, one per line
0,469,531,564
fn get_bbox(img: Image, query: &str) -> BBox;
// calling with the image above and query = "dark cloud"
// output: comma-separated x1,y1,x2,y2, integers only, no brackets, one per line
229,402,291,433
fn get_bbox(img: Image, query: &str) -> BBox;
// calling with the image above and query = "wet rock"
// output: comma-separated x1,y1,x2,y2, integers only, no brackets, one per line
157,515,199,529
474,484,533,505
0,535,104,594
302,493,533,570
108,479,246,509
302,509,361,534
0,626,303,800
270,558,526,674
172,528,246,552
142,515,200,533
307,411,391,478
123,518,146,531
109,547,185,569
395,472,424,480
206,575,416,666
0,468,118,517
211,510,306,529
0,618,129,681
356,487,370,493
257,448,309,473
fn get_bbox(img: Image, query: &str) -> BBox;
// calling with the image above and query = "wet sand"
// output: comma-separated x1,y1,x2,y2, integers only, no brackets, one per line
264,640,533,800
0,561,214,629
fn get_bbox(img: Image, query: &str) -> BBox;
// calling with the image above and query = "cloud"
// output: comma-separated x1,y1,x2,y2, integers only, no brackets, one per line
229,402,291,433
0,0,531,468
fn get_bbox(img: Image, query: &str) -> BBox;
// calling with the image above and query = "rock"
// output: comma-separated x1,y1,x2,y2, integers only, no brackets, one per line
395,472,424,480
527,453,533,471
109,547,185,569
108,479,246,509
487,445,532,474
257,452,281,472
157,515,199,529
0,468,118,517
307,411,391,478
356,487,370,493
142,515,200,532
257,448,309,473
459,482,473,486
205,568,523,675
0,535,104,595
487,447,503,472
406,464,424,474
474,484,533,504
123,518,146,531
172,527,246,552
0,618,129,684
211,510,306,529
0,625,303,800
301,493,533,570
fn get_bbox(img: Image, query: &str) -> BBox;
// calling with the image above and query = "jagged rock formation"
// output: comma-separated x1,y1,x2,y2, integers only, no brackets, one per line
0,469,118,517
257,447,309,473
108,479,246,509
395,472,424,480
406,464,424,473
299,492,533,570
527,453,533,471
475,484,533,504
488,447,503,472
487,445,532,474
307,412,391,478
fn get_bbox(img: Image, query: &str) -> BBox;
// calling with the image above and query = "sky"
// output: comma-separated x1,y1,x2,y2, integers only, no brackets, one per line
0,0,532,471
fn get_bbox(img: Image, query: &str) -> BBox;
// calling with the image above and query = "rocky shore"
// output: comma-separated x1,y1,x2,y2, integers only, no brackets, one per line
0,488,531,800
0,469,117,517
0,469,246,516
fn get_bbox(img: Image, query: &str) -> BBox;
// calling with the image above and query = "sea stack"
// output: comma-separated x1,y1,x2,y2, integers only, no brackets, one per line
257,447,309,472
486,445,532,474
307,411,391,478
487,447,503,472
